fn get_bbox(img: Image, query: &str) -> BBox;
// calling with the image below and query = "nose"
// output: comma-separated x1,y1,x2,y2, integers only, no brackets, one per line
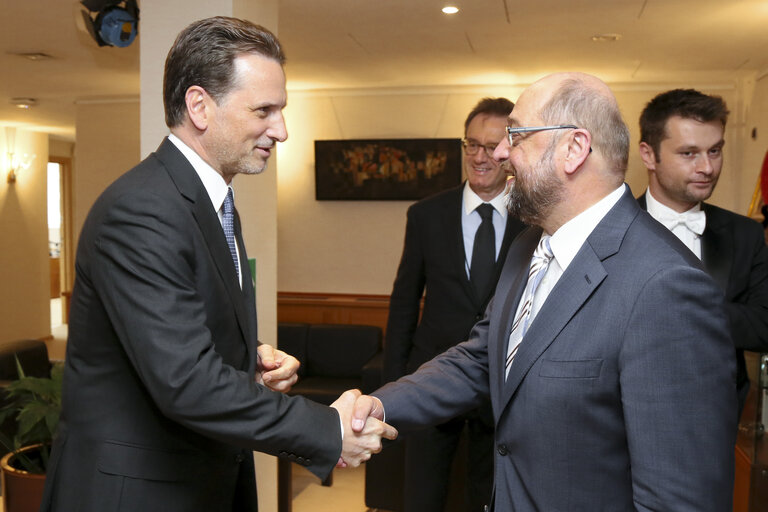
269,112,288,143
472,146,491,163
492,137,510,164
697,153,714,175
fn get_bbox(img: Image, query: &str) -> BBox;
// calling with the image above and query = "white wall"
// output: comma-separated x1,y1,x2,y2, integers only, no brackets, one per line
0,129,50,345
277,81,750,295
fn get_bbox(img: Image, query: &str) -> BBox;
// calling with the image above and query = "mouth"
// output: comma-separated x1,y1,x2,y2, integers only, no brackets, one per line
471,165,494,175
255,146,273,158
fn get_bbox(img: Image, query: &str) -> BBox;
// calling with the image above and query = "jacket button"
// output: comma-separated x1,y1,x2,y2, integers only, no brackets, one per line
497,444,508,456
475,314,482,321
235,453,245,463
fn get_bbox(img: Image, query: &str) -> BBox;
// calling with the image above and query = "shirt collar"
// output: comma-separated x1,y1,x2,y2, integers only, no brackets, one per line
548,184,626,271
168,133,231,212
462,181,509,219
644,187,702,219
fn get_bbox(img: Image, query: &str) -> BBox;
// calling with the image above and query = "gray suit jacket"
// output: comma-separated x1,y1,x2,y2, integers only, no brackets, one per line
375,187,736,511
41,139,341,511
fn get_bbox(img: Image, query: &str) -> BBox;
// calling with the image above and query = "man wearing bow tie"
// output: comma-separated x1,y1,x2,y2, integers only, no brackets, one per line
637,88,768,418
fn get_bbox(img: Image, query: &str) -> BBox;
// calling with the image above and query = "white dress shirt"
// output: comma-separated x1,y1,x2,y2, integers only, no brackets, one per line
528,184,627,321
644,188,704,259
462,182,509,277
168,134,242,287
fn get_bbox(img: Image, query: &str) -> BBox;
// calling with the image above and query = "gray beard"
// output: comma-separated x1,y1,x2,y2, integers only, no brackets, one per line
505,147,564,227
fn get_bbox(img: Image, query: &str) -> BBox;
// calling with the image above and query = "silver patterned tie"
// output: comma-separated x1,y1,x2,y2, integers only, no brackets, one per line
222,188,240,282
505,236,554,378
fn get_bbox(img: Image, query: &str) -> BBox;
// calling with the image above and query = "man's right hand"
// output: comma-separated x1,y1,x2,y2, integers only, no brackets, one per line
330,389,397,467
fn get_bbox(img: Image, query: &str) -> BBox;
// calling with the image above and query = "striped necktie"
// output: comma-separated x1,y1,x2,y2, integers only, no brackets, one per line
505,236,553,379
222,188,240,283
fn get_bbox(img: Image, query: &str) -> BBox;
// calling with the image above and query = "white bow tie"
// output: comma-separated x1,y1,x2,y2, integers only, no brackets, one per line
657,210,706,235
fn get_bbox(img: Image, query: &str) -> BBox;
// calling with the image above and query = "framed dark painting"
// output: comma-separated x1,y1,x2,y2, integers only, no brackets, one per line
314,138,462,200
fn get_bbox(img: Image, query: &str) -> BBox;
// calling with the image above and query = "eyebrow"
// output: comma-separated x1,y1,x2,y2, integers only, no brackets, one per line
677,139,725,152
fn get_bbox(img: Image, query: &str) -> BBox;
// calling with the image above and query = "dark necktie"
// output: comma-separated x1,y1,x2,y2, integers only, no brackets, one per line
222,188,241,282
470,203,496,300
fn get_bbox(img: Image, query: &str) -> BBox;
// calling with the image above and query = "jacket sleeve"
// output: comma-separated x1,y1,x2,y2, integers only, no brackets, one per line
383,204,426,383
620,265,736,511
725,221,768,352
89,187,341,480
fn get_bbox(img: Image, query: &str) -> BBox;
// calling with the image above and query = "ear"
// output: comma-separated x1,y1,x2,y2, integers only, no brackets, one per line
562,129,591,175
638,142,657,171
184,86,210,132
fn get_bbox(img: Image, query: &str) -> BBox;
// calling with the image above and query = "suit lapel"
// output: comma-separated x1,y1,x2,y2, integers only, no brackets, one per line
701,204,731,292
499,190,637,411
446,186,477,302
154,138,253,358
640,195,731,292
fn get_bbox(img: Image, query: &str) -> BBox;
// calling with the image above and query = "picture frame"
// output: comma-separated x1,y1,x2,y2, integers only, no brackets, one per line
314,138,462,200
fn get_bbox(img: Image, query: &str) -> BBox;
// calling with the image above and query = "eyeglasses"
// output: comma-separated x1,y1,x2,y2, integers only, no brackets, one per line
505,124,578,147
461,139,499,158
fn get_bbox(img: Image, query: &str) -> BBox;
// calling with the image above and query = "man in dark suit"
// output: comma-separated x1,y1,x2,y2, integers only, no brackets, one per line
636,88,768,418
40,17,396,512
384,97,525,512
353,72,736,511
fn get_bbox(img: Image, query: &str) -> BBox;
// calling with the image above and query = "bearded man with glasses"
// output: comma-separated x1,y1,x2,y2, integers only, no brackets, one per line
359,73,735,512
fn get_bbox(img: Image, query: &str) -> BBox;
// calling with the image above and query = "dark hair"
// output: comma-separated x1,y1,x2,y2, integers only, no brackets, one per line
539,78,630,180
639,89,729,160
464,97,515,135
163,16,285,128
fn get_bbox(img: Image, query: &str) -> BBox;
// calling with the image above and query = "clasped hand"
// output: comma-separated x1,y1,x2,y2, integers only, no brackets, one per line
255,344,300,392
331,389,396,467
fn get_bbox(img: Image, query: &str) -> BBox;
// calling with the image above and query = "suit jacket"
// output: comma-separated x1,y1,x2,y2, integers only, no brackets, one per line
638,194,768,410
41,139,341,512
384,184,526,382
375,188,736,511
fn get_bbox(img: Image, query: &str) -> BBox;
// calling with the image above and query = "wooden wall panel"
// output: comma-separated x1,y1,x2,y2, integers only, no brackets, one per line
277,292,392,335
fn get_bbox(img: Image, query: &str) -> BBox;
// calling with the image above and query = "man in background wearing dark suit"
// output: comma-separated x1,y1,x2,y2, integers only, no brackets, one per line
40,17,396,512
637,88,768,418
355,72,736,511
384,98,525,512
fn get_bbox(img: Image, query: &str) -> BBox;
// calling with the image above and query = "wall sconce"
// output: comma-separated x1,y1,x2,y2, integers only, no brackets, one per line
5,127,36,184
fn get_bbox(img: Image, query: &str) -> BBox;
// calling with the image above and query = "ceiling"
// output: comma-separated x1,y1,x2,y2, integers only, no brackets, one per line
2,0,768,140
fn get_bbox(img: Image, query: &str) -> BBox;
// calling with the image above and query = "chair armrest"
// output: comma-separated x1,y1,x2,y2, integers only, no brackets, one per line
361,352,384,394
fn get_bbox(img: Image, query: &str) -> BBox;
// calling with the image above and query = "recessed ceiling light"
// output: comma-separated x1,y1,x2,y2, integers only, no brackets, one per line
442,6,459,14
10,98,37,109
591,33,622,43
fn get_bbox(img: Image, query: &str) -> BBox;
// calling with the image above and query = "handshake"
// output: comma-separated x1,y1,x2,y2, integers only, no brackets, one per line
330,390,396,467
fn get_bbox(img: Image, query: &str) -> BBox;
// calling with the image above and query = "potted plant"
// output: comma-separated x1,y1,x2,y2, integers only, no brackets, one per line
0,358,62,512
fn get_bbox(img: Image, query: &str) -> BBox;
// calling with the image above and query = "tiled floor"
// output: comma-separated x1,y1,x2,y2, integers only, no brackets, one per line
292,464,371,511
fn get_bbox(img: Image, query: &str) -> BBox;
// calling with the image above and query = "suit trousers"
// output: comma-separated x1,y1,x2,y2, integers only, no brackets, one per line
403,406,494,512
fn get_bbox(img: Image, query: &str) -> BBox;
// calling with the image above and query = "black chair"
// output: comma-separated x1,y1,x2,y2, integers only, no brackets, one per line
276,322,383,512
